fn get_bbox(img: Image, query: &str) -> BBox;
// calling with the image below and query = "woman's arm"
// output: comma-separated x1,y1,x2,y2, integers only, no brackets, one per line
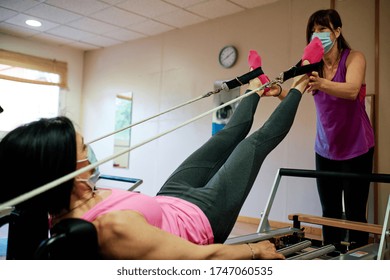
307,50,366,100
93,210,285,260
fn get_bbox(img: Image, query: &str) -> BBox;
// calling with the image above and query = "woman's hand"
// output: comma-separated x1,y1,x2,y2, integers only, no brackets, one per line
307,71,323,92
251,240,285,260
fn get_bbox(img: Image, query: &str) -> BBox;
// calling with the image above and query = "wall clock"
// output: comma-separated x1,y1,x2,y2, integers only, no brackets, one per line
218,45,238,68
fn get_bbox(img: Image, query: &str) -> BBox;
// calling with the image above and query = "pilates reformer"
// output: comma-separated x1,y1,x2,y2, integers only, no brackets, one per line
225,168,390,260
0,57,325,260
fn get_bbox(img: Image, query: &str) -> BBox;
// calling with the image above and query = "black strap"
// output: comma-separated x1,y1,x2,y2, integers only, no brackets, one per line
223,67,264,90
220,62,320,93
281,60,322,82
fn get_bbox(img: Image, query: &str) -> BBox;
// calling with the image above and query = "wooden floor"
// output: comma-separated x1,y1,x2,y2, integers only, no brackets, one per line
230,217,324,242
229,220,259,238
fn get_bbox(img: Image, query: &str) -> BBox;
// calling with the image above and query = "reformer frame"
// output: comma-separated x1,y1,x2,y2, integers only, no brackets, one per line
226,168,390,260
97,174,143,191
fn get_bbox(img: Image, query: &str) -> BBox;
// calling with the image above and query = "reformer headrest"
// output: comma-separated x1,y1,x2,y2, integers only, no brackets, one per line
34,218,100,260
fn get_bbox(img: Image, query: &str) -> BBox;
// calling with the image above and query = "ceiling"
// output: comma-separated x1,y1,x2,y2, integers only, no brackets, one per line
0,0,277,51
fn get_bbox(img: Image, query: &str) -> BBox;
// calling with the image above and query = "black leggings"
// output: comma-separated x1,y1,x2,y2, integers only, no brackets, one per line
157,89,302,243
316,147,374,248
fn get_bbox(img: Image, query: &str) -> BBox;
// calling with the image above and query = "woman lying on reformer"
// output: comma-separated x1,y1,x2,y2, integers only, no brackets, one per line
0,40,323,260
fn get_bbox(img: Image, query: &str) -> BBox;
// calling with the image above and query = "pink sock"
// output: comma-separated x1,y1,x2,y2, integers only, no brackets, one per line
248,50,270,92
248,50,262,68
301,37,324,64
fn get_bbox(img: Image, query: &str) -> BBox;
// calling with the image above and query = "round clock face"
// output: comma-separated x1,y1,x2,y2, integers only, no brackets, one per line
219,45,238,68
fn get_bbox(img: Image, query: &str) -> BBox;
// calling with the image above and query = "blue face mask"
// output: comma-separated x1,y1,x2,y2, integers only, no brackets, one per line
311,32,335,54
76,146,100,192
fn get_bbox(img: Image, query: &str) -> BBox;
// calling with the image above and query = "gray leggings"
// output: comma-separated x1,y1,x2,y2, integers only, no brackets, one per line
157,89,302,243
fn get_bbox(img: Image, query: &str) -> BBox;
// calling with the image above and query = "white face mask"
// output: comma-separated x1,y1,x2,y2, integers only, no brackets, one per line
76,146,100,192
311,32,335,54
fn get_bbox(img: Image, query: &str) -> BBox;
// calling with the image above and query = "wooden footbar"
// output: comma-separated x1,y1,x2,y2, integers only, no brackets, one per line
288,213,383,235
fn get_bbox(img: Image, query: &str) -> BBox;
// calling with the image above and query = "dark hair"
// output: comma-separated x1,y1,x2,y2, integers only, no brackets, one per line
0,116,77,215
306,9,351,51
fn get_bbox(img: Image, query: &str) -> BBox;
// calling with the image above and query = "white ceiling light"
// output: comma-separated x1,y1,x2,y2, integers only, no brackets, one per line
25,19,42,27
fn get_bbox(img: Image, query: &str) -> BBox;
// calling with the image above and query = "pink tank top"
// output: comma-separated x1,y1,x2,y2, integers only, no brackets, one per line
82,188,214,245
313,49,375,160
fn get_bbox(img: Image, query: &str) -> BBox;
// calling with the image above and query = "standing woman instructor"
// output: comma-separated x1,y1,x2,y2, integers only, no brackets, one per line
305,9,375,250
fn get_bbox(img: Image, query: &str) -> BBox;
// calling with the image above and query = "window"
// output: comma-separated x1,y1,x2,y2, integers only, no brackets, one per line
0,79,59,131
0,49,67,88
0,49,67,134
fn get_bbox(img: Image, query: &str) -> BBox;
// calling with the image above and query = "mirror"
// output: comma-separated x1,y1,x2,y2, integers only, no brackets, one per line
113,92,133,168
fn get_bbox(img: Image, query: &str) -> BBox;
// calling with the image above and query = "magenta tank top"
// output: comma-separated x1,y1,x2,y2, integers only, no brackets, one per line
82,188,214,245
313,49,375,160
